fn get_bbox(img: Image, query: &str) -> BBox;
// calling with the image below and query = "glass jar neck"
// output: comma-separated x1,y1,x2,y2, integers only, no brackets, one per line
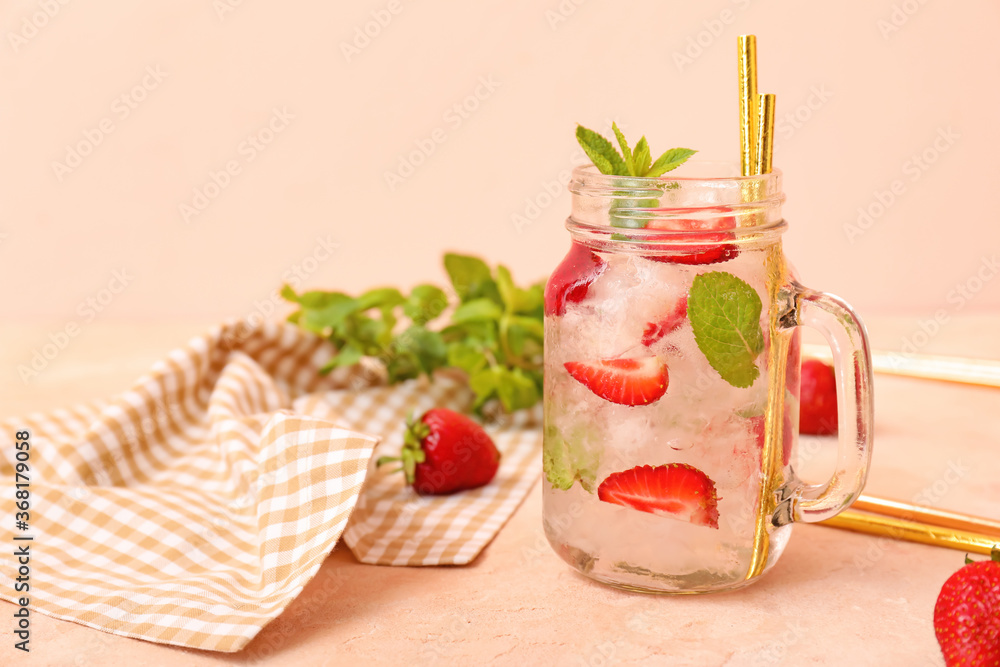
566,163,786,249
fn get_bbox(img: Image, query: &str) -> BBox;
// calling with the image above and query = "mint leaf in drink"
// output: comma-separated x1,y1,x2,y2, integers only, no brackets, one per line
576,125,628,176
631,136,651,176
688,271,765,388
646,148,697,178
575,125,696,177
543,424,600,493
611,122,633,174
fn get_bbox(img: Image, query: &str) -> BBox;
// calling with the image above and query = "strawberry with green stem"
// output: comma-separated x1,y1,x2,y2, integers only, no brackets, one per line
378,408,501,495
934,546,1000,666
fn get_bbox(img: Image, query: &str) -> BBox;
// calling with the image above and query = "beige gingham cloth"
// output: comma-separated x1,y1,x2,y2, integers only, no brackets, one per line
0,322,541,652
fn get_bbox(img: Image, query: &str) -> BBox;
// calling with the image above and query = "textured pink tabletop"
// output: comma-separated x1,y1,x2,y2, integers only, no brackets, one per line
2,316,998,666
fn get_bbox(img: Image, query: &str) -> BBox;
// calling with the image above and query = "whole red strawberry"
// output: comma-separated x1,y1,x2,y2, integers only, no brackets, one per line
379,408,501,495
799,358,838,435
934,548,1000,666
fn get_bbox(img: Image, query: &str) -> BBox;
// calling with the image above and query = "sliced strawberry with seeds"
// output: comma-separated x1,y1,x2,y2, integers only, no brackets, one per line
377,408,501,495
544,241,606,316
597,463,720,528
644,206,738,265
564,357,668,406
641,294,688,347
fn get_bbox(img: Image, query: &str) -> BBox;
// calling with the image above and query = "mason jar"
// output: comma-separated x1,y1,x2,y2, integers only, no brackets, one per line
542,163,874,593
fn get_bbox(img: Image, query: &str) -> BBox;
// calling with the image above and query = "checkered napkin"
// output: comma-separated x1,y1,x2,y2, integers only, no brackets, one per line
0,322,541,652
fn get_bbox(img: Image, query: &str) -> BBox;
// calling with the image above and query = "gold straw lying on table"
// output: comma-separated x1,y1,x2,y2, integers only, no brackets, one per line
802,343,1000,389
801,346,1000,550
821,496,1000,556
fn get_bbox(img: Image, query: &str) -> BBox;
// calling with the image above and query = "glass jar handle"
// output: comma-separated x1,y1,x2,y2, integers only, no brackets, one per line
786,283,875,523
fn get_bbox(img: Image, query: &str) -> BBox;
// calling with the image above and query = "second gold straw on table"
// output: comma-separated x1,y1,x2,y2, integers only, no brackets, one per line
738,35,775,177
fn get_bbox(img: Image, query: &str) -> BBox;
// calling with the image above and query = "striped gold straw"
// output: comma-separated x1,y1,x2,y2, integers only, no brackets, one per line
754,93,775,175
735,41,998,556
737,35,758,176
741,35,779,581
822,496,1000,556
852,495,1000,536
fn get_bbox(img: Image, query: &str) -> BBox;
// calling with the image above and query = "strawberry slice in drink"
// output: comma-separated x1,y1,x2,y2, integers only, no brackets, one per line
644,206,738,265
597,463,720,528
564,357,668,406
641,294,688,347
544,241,607,316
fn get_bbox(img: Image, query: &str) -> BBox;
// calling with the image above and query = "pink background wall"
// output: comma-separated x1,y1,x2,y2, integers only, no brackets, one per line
3,0,998,327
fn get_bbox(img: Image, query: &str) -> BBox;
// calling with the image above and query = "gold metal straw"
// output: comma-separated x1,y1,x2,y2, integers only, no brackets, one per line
732,40,997,559
821,508,1000,556
741,35,779,581
753,93,775,175
852,495,1000,536
802,343,1000,389
737,35,758,177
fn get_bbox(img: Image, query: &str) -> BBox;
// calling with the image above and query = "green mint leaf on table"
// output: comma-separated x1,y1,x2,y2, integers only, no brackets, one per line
496,367,539,413
452,298,503,323
404,284,448,325
356,287,405,311
280,285,346,310
384,325,447,383
575,123,696,178
284,253,545,415
447,341,488,375
469,366,539,413
441,320,497,347
688,271,765,389
444,253,503,306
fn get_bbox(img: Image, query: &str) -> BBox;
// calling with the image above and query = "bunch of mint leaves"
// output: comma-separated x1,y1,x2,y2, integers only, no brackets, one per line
575,123,696,229
576,123,696,179
282,254,544,414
